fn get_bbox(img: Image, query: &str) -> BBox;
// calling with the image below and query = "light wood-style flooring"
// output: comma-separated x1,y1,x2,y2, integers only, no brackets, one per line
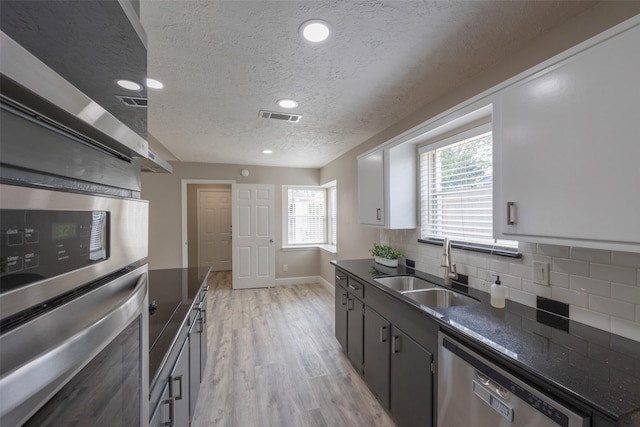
191,271,396,427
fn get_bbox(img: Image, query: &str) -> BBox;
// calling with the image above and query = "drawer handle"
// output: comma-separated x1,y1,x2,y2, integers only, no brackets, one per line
347,284,357,291
171,374,184,401
379,326,388,343
341,293,347,306
506,202,516,225
162,397,175,426
335,275,344,281
347,298,354,311
392,335,401,353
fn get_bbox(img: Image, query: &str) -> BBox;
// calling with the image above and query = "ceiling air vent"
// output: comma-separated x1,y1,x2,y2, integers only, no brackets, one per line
116,95,148,107
259,110,302,123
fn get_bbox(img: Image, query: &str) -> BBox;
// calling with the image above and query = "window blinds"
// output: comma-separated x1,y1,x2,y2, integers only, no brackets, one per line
420,126,516,248
287,188,326,245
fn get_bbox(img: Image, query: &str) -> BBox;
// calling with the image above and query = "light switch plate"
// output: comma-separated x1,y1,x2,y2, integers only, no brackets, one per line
532,261,549,286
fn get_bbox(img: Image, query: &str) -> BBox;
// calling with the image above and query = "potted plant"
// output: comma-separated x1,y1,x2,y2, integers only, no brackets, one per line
370,244,402,267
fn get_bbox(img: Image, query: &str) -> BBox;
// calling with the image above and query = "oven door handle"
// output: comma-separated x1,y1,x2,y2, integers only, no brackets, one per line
0,266,148,427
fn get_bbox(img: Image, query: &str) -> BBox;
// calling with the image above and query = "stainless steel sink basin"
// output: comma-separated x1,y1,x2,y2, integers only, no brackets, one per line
402,288,479,308
374,275,439,292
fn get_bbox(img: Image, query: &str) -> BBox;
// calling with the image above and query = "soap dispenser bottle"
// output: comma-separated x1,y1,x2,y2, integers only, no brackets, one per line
490,275,506,308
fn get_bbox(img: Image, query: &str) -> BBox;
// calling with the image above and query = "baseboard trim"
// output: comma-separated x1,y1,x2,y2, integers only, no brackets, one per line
275,275,335,295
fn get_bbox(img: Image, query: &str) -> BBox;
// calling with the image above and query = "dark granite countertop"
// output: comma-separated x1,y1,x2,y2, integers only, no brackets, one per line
148,267,210,388
331,259,640,425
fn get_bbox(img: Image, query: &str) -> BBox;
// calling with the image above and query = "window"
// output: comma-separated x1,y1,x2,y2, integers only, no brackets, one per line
284,182,337,249
419,123,517,250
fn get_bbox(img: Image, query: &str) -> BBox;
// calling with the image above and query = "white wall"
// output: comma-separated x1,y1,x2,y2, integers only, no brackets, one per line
142,161,321,277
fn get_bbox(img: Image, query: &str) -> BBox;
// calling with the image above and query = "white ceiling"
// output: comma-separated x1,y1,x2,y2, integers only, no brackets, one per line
140,0,596,168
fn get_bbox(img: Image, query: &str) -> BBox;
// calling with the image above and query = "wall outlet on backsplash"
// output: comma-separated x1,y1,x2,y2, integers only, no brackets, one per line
532,261,549,286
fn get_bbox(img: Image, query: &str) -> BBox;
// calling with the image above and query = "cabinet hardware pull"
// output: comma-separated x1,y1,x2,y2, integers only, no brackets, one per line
347,284,357,291
380,326,388,343
376,208,382,221
171,374,184,401
201,308,207,325
392,335,400,353
162,397,175,426
335,275,344,281
347,298,354,311
506,202,516,225
341,293,347,306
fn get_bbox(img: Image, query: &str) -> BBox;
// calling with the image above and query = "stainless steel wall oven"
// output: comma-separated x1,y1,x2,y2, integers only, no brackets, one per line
0,185,149,426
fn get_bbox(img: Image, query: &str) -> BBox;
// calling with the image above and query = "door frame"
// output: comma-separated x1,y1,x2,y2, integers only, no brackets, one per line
181,179,235,268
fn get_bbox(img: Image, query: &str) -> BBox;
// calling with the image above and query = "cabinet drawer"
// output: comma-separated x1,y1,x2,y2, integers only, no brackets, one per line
347,277,365,300
335,269,348,289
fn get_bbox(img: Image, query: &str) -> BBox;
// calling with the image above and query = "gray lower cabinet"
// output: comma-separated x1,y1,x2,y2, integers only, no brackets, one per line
346,294,364,373
363,307,390,409
390,326,433,427
149,384,171,427
200,292,208,378
335,282,348,350
189,311,202,418
170,340,191,427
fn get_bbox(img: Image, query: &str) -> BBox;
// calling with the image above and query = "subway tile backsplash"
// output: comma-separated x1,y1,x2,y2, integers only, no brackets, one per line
381,229,640,342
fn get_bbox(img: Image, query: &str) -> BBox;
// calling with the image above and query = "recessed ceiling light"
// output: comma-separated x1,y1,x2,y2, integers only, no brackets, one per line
116,79,142,91
262,149,273,154
277,99,298,109
299,20,330,43
146,78,164,89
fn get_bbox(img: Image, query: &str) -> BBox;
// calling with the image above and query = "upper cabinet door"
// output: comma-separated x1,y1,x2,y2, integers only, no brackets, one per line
357,145,417,229
358,150,385,226
494,19,640,253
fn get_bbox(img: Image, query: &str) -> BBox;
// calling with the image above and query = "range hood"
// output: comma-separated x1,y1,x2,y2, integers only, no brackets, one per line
0,0,172,173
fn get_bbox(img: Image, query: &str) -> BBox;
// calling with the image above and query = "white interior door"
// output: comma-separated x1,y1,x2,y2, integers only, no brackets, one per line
232,184,275,289
198,189,232,271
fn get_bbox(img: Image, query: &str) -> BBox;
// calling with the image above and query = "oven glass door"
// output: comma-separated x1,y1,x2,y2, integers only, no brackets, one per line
25,316,142,426
0,266,149,426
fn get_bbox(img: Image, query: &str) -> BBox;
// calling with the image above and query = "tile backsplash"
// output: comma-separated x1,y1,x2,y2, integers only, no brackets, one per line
381,229,640,342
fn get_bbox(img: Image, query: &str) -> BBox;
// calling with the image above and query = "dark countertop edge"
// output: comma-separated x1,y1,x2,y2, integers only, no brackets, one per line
330,259,640,424
148,267,211,392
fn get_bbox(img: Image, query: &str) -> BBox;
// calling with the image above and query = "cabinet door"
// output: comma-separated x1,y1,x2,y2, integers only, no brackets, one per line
364,307,390,409
170,340,191,427
335,282,348,350
149,384,172,427
200,294,208,379
495,22,640,251
390,326,433,427
358,150,385,226
189,313,202,419
346,296,364,373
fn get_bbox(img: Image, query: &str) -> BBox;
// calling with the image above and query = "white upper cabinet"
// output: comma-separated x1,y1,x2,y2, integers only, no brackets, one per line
358,145,417,229
494,17,640,252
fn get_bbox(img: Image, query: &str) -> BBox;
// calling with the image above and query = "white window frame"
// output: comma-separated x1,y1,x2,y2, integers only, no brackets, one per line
419,123,518,252
282,181,337,253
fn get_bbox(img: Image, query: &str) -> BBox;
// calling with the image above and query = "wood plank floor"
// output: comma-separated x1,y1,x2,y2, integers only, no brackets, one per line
191,271,396,427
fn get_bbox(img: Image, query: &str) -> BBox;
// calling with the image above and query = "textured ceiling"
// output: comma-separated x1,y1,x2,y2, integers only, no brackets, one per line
140,0,596,168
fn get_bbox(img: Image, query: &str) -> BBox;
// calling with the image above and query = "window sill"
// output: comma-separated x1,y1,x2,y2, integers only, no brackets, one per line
417,238,521,258
281,244,337,254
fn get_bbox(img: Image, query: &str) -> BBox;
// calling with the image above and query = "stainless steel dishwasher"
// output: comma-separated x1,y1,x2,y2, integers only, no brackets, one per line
438,332,590,427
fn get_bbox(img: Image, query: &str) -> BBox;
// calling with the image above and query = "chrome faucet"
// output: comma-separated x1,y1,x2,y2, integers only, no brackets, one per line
440,237,458,285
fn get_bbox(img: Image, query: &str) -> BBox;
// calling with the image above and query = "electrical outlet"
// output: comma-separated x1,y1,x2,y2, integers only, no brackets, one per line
282,264,288,272
532,261,549,286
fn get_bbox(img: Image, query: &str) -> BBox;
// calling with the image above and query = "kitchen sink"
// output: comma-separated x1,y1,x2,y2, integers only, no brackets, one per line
374,275,439,292
402,288,479,308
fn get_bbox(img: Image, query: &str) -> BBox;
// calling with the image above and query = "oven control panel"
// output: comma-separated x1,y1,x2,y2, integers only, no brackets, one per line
0,209,109,292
